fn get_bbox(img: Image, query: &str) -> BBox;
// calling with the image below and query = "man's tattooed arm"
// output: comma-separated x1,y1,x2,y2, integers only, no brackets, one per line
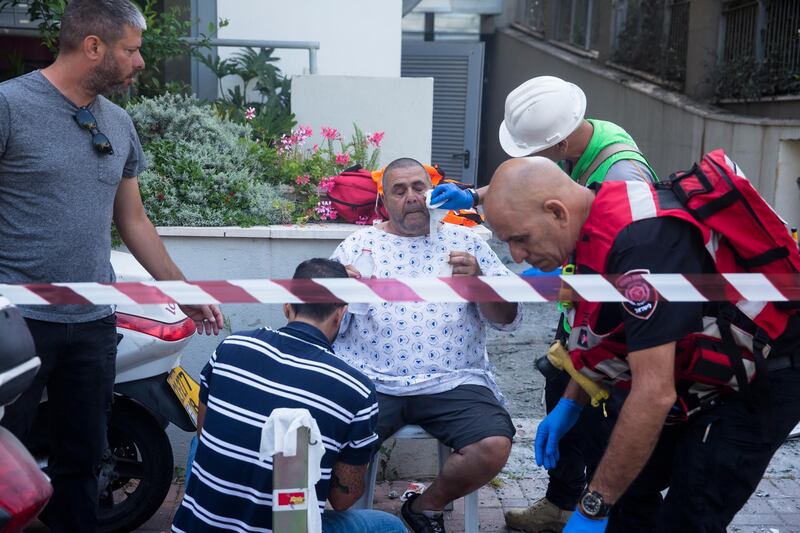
330,471,351,494
328,462,367,511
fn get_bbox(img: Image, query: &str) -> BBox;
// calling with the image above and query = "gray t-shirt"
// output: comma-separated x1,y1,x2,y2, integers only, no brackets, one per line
0,71,147,322
603,158,656,184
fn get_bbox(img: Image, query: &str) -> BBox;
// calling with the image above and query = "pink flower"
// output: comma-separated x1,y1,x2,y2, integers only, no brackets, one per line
312,144,319,152
279,133,296,152
295,175,310,186
295,125,313,143
279,126,313,154
317,176,336,193
367,131,384,147
335,152,350,166
321,127,340,141
314,200,338,220
245,107,256,121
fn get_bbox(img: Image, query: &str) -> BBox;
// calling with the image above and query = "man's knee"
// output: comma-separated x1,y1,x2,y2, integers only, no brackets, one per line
461,435,512,471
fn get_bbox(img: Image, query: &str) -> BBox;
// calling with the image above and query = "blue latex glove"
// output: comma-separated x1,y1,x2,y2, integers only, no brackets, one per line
534,397,582,470
429,183,474,210
564,508,609,533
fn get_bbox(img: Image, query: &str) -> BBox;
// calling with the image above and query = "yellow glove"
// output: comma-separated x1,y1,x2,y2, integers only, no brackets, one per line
547,341,609,409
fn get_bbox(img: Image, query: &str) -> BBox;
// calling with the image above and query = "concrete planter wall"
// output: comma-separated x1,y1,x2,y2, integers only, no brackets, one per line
146,224,368,380
127,223,491,475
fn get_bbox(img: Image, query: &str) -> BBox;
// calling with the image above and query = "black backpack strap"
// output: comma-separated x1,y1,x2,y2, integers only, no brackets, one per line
717,306,773,439
750,329,772,441
734,247,791,269
716,305,752,402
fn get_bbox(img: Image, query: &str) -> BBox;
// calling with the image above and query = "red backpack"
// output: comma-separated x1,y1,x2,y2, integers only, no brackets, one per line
662,150,800,403
665,149,800,277
326,167,389,224
663,149,800,408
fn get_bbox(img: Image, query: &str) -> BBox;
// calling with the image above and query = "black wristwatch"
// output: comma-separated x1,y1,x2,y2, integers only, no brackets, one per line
468,188,480,208
579,489,612,519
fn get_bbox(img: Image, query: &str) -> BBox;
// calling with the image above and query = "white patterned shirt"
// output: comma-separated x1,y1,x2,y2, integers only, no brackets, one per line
331,224,522,400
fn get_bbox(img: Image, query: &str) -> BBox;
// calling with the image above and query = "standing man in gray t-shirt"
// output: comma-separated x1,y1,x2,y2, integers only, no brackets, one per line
0,1,223,531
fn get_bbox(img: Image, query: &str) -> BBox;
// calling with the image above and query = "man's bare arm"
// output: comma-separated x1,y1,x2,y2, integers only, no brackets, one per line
562,378,590,405
113,177,224,335
475,185,489,206
328,462,368,511
197,401,207,437
588,342,677,504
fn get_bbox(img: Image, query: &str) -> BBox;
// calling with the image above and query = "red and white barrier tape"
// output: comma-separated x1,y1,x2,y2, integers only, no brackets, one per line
2,274,800,305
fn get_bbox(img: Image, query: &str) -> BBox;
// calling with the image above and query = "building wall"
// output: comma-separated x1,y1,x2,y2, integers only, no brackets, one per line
291,75,434,169
720,99,800,121
217,0,402,78
483,29,800,227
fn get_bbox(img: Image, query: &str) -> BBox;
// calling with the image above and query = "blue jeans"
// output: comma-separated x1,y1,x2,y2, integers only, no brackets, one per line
322,509,406,533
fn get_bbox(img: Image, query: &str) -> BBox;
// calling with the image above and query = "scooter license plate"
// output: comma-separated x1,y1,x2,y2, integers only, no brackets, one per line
167,366,200,427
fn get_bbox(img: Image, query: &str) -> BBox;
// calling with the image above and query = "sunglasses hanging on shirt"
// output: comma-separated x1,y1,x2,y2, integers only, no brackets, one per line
74,107,114,155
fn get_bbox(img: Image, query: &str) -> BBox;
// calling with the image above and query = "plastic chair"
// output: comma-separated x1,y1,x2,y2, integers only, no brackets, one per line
355,425,479,533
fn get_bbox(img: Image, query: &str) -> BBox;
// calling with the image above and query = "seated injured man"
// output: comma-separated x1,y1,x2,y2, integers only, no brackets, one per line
331,157,523,533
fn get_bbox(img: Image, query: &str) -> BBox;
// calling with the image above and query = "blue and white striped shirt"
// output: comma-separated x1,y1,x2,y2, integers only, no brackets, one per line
172,322,379,533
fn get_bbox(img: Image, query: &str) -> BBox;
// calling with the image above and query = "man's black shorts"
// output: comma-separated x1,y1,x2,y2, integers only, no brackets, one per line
375,384,516,451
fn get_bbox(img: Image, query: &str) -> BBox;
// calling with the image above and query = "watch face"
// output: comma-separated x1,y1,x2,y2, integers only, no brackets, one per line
581,492,603,516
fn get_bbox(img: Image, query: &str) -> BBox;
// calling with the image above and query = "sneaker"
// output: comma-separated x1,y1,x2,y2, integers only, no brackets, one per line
504,497,573,532
400,492,446,533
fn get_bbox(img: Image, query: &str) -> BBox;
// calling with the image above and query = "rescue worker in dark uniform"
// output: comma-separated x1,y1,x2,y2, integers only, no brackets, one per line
432,76,657,532
484,156,800,533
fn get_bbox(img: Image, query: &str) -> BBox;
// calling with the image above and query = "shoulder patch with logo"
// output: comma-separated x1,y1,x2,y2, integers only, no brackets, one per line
616,269,658,320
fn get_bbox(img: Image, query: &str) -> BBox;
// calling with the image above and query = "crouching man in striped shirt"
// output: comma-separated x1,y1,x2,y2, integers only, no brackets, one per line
172,259,406,533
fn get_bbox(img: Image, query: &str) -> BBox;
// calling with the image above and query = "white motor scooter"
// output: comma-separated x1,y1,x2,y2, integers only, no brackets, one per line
28,251,201,533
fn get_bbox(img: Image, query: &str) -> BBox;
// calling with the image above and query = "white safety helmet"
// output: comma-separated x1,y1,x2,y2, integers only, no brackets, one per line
499,76,587,157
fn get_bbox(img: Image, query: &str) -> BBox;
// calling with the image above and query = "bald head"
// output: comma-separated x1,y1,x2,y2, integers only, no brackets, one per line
485,157,577,215
484,157,593,270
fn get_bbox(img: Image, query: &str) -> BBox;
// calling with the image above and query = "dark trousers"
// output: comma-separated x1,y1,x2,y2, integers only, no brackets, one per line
608,366,800,533
544,369,615,510
1,316,117,533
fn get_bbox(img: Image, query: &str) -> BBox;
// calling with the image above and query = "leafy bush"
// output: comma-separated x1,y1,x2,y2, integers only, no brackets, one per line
710,54,800,101
200,47,295,142
127,94,293,226
127,94,385,226
611,0,686,85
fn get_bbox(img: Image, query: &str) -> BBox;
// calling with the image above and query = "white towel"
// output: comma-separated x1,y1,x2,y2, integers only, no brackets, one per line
259,408,324,533
425,190,452,276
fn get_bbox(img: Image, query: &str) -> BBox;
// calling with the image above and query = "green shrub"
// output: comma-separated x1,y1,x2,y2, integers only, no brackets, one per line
199,47,296,142
127,94,293,227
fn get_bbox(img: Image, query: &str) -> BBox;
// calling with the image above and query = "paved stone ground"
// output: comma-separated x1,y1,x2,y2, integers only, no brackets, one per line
68,431,798,533
95,444,800,533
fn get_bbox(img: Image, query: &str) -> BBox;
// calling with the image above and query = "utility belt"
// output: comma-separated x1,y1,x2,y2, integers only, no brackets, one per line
676,347,800,422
